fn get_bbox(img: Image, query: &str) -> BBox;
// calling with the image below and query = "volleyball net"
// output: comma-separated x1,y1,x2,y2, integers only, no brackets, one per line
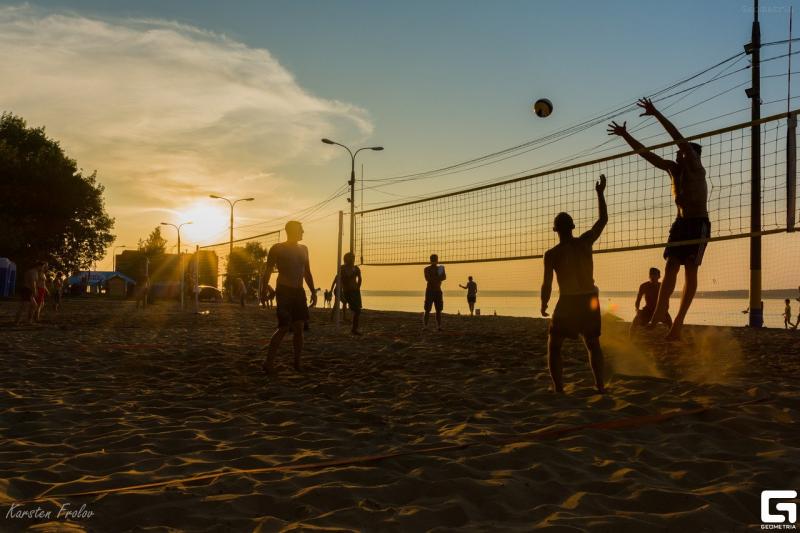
355,111,799,266
198,230,281,289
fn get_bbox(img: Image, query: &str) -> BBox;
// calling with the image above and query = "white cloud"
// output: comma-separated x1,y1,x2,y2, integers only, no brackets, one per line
0,4,373,213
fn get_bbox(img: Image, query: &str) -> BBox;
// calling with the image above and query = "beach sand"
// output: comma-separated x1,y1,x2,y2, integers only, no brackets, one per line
1,299,798,532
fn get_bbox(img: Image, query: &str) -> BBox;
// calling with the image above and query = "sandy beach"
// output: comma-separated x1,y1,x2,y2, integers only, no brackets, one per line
1,298,799,532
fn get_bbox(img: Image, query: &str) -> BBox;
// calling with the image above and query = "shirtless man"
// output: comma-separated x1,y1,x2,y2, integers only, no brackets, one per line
262,220,317,375
459,276,478,315
15,261,43,325
630,267,673,336
423,254,446,331
608,97,709,340
35,263,49,321
541,175,607,394
330,252,363,335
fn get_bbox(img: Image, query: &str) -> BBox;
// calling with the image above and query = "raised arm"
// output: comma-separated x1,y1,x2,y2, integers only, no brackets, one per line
584,174,608,243
638,97,701,168
541,252,554,317
607,120,671,171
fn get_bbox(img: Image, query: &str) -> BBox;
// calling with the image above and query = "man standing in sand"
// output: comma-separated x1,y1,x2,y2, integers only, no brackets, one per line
262,221,317,375
630,267,673,336
423,254,446,331
541,175,607,394
34,262,49,322
608,97,709,341
15,261,43,325
459,276,478,316
330,252,363,335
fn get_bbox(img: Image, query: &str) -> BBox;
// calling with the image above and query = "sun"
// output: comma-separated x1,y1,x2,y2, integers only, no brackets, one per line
179,202,230,245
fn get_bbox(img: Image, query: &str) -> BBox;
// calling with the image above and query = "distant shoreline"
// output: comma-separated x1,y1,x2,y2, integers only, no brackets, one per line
362,289,799,299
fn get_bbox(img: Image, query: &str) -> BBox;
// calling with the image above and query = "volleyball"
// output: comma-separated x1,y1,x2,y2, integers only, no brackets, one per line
533,98,553,118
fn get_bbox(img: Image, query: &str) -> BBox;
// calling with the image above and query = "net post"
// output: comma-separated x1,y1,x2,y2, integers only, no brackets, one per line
193,245,200,313
749,1,763,328
788,112,797,232
144,257,149,308
335,211,343,328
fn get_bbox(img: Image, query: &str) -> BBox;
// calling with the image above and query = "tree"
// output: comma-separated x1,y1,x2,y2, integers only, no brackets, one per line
225,241,268,287
0,113,115,274
137,226,167,257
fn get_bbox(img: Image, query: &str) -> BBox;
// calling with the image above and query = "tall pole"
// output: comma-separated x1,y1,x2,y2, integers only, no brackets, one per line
178,229,183,311
336,210,343,328
749,0,763,327
349,154,356,253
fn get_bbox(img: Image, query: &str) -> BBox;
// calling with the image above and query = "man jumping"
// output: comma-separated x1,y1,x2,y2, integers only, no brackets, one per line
541,174,608,394
608,97,709,340
261,220,317,375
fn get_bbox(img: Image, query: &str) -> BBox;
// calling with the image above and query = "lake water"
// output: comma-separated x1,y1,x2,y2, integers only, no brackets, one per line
360,292,796,328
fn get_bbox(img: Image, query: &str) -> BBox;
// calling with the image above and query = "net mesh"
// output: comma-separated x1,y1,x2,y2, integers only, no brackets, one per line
198,230,281,289
355,113,798,265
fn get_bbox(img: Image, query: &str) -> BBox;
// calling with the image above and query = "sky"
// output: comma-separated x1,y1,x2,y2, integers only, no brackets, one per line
1,0,799,292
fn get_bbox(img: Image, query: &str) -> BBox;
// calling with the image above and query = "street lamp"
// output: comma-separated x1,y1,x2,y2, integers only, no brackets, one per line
209,195,254,298
112,245,127,272
161,221,193,309
321,139,383,253
209,195,255,258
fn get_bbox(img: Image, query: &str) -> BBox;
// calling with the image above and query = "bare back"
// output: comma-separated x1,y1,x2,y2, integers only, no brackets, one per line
545,232,597,295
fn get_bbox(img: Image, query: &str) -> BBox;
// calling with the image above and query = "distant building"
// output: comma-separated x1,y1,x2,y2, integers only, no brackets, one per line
66,271,136,295
0,258,16,297
115,249,218,287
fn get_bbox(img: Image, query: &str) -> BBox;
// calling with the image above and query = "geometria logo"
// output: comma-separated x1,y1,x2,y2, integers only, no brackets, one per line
761,491,798,530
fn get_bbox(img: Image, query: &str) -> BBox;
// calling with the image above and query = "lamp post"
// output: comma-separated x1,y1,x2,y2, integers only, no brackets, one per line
161,221,193,310
209,195,254,298
321,139,383,253
112,245,127,272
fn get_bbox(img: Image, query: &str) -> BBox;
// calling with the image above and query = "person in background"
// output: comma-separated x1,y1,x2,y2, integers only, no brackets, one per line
459,276,478,316
52,272,64,313
34,263,49,321
423,254,446,331
15,261,43,325
630,267,673,336
330,252,363,335
783,299,792,329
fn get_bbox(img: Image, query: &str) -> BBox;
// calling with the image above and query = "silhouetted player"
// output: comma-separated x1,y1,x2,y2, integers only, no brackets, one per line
459,276,478,315
331,252,363,335
424,254,446,330
608,97,708,340
541,174,607,394
262,221,317,375
630,267,673,335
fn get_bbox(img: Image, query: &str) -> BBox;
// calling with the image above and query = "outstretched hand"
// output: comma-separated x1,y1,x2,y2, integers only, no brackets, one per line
596,174,606,194
606,120,627,136
637,97,658,117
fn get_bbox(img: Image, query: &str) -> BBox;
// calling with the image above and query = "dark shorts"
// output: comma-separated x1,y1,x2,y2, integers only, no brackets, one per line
634,307,672,325
665,217,710,266
20,287,33,301
276,286,309,327
343,290,362,312
424,288,443,312
549,293,601,339
467,295,476,304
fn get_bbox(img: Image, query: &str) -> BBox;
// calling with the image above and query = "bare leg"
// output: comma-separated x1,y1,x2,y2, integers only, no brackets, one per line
650,258,680,326
583,336,605,393
667,264,698,340
263,326,289,374
423,308,430,327
352,310,361,334
547,334,565,393
435,309,442,330
292,321,304,371
469,301,475,315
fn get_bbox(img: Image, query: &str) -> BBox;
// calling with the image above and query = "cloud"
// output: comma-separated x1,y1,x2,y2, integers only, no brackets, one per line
0,5,373,213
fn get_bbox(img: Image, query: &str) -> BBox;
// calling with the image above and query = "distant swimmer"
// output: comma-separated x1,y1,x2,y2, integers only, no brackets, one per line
459,276,478,316
423,254,446,331
15,261,43,325
609,97,709,341
330,252,363,335
630,267,673,336
541,174,608,394
261,221,317,375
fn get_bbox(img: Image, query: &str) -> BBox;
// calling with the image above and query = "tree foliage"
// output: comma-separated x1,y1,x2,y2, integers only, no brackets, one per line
137,226,167,257
0,112,115,273
225,242,268,286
